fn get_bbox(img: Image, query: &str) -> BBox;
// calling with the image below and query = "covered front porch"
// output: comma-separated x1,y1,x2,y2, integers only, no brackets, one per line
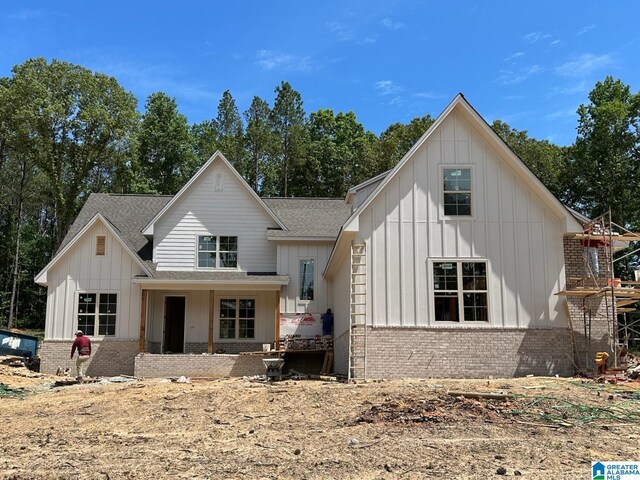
131,273,287,377
134,273,288,355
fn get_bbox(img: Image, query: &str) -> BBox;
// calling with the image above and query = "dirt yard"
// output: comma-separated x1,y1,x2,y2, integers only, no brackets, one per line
1,360,639,479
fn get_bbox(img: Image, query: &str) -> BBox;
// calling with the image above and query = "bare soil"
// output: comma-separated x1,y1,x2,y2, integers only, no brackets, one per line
1,359,639,479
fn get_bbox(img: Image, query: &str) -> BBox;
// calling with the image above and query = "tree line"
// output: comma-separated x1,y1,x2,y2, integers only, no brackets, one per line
1,58,639,329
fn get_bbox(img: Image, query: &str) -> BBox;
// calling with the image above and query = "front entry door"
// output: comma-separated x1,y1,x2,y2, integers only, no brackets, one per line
163,296,185,353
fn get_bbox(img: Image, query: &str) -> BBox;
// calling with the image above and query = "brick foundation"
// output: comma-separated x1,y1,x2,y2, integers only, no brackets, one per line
360,327,573,379
40,340,139,376
134,353,271,378
184,342,264,355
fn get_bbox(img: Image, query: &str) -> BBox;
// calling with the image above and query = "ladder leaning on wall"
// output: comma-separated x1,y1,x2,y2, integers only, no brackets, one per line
349,243,367,381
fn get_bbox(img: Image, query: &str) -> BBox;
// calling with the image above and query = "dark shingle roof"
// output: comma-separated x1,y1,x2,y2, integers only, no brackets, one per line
263,198,351,239
58,193,349,275
59,194,171,260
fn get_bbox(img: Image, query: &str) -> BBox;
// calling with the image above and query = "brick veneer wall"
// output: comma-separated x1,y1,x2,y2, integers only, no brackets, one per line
134,353,271,378
40,340,139,376
563,238,613,369
361,327,573,379
184,342,265,354
333,331,349,376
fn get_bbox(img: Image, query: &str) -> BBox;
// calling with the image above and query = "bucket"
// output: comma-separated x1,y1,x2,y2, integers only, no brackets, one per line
607,278,621,288
262,344,271,352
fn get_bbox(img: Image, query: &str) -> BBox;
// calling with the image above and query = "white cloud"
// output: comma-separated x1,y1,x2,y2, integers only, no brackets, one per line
5,9,44,20
523,31,552,44
545,108,578,120
388,96,403,106
549,80,589,96
555,53,614,77
496,65,542,85
550,39,561,46
375,80,403,96
326,22,353,42
503,95,525,101
504,51,525,62
255,50,313,72
357,36,377,45
413,91,447,100
577,24,596,35
381,18,406,30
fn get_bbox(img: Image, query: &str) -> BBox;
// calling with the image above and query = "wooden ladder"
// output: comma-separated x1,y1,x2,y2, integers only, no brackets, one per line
349,243,367,381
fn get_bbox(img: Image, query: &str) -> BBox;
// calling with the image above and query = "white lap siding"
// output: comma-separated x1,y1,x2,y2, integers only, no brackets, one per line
45,222,143,340
153,161,279,272
358,111,568,329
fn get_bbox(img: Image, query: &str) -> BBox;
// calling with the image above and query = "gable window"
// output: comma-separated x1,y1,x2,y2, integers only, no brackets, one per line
433,261,487,322
299,259,314,301
198,235,238,269
443,168,471,216
77,293,117,336
219,298,255,339
96,235,106,256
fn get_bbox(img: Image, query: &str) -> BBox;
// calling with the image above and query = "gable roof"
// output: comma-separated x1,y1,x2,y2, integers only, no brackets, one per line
142,151,286,235
58,193,171,258
344,169,390,205
324,94,583,277
263,198,351,240
35,213,153,285
341,94,582,233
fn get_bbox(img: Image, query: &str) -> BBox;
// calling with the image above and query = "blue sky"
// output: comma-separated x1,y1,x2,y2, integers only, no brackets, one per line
1,1,638,145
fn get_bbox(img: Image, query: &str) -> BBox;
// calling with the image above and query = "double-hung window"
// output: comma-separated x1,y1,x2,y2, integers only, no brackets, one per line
219,298,255,339
443,168,471,216
433,261,488,322
77,293,117,336
298,259,314,301
198,236,238,269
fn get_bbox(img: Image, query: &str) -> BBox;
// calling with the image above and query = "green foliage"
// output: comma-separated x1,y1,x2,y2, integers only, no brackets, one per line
215,90,245,173
244,96,276,193
136,92,196,194
566,76,640,227
491,119,567,198
1,57,638,330
271,82,308,197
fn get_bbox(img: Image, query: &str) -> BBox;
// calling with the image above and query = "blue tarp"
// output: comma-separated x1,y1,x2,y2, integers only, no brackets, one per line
0,329,39,357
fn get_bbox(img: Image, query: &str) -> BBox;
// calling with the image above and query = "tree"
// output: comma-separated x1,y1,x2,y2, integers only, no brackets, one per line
244,96,276,193
492,120,567,198
271,82,307,196
5,58,139,247
378,116,434,172
302,109,378,197
567,77,640,226
214,90,245,172
137,92,196,194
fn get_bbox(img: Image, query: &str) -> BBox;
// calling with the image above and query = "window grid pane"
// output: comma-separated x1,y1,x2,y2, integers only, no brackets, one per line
198,236,217,268
433,261,488,323
443,168,471,216
299,259,314,300
219,236,238,268
77,293,117,336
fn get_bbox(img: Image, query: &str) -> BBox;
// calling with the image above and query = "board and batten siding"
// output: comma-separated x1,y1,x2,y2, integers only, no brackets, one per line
277,242,333,315
153,161,279,272
357,111,568,329
147,290,276,346
45,222,143,340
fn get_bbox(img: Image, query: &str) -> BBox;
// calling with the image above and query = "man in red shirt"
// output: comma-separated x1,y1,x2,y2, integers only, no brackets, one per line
70,330,91,380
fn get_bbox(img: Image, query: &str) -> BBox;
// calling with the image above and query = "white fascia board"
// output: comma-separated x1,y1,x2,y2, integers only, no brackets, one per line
131,278,290,286
267,236,337,242
141,151,287,235
34,213,152,286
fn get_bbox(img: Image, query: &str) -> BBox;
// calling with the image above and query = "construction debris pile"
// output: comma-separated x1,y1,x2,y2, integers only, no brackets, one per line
354,387,640,429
